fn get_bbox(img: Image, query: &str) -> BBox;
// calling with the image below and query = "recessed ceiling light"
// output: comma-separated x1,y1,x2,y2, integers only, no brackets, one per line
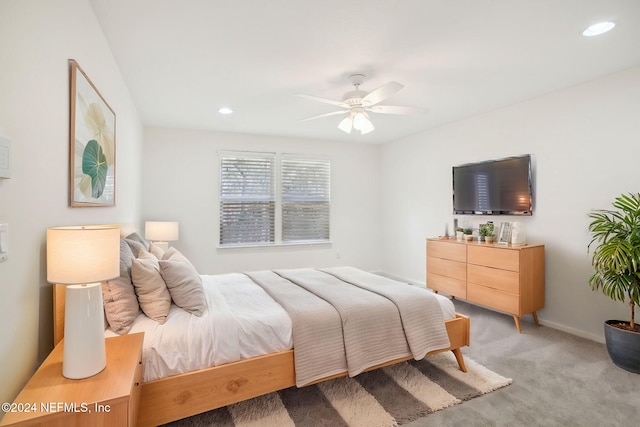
582,21,616,37
218,107,233,115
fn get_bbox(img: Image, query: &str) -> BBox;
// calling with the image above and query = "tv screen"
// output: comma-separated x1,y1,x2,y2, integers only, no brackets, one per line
452,154,532,215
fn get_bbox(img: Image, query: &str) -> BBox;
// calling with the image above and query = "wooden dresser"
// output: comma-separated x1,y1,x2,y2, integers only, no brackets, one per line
427,238,545,332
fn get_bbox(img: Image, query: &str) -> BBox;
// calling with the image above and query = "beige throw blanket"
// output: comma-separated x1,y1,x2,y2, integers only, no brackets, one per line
320,266,451,357
254,268,450,386
244,270,348,386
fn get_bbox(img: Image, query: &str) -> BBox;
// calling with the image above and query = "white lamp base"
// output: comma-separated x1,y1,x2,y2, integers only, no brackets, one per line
63,283,106,379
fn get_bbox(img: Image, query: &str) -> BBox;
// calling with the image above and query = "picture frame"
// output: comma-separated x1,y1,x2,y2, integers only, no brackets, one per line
69,59,116,207
498,221,512,245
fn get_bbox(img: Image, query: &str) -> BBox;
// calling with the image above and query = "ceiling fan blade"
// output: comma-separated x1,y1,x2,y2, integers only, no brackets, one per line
367,105,426,115
300,110,347,122
297,93,348,108
361,81,404,106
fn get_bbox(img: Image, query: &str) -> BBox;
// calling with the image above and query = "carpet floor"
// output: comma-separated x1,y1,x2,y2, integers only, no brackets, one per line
406,300,640,427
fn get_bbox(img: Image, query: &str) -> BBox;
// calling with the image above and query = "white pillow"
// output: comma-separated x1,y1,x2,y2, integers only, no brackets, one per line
159,248,207,316
102,239,140,334
131,250,171,324
148,242,165,259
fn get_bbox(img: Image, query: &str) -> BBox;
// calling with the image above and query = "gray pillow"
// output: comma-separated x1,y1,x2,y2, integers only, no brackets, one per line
125,233,149,249
131,250,172,324
124,238,146,258
159,248,206,316
102,239,140,334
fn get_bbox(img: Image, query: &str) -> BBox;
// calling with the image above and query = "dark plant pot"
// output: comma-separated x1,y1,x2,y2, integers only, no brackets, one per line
604,320,640,374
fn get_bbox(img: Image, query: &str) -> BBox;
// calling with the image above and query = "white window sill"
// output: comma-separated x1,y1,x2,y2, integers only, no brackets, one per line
217,240,332,250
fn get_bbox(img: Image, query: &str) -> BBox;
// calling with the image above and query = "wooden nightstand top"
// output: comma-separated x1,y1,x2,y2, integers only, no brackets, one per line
1,332,144,426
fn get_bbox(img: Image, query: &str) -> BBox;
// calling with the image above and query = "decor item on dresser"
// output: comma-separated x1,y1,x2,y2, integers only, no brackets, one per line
145,221,179,250
479,222,494,242
426,238,545,332
463,228,473,241
69,60,116,207
497,221,511,244
510,221,526,245
46,225,120,378
588,193,640,373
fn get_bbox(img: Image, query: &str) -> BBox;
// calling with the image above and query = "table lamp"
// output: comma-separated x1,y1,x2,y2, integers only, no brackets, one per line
145,221,179,250
46,225,120,379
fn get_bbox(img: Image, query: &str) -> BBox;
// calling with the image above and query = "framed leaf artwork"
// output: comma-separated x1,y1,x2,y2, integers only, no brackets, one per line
69,59,116,207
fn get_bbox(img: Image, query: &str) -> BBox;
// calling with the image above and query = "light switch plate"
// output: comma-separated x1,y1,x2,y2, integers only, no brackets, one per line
0,135,11,179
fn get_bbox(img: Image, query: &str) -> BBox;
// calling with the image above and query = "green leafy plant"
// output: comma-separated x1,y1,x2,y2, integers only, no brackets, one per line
588,193,640,331
463,228,473,235
82,139,108,198
479,223,494,237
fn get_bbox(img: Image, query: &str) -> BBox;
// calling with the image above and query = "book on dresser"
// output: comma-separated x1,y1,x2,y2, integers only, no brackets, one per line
427,238,544,332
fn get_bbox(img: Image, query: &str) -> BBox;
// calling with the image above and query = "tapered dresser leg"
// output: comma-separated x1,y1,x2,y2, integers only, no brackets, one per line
513,315,522,333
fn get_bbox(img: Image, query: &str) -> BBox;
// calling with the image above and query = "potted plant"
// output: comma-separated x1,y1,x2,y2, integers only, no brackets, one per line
463,228,473,242
456,227,464,241
479,223,494,243
588,193,640,373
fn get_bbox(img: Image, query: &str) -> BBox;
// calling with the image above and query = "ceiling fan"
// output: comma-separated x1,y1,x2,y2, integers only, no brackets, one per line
297,74,422,135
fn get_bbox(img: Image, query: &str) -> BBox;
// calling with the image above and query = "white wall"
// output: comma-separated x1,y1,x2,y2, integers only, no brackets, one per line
380,67,640,342
0,0,143,405
142,128,382,274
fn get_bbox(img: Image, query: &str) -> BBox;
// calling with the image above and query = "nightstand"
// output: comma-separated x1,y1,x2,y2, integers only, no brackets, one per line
0,332,144,426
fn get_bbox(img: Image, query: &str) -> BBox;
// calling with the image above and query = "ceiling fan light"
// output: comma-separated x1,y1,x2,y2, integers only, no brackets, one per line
353,112,374,134
337,116,353,134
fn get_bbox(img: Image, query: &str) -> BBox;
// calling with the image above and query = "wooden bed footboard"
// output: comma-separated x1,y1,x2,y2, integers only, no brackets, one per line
53,284,470,426
137,314,469,426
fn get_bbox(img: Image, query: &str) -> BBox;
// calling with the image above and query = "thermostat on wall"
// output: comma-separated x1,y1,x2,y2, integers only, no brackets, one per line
0,135,11,179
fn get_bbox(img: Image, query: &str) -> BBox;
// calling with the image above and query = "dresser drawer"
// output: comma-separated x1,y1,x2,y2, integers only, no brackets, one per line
427,273,466,299
427,240,466,262
468,245,519,272
468,283,519,314
467,264,520,294
427,256,466,281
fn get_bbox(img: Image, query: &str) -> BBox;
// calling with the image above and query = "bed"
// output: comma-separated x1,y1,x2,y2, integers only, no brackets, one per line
52,244,470,426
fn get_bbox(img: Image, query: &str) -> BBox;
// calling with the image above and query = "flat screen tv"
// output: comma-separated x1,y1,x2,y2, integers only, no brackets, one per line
452,154,533,215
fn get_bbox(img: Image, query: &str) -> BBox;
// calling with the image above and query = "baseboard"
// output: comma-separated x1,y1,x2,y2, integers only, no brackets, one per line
538,319,605,344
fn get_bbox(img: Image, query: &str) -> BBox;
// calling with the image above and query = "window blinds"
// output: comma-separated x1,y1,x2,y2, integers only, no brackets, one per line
281,158,330,242
219,154,275,245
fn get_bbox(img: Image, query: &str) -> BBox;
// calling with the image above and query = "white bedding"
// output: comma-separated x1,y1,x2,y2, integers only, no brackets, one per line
106,272,455,383
106,273,293,382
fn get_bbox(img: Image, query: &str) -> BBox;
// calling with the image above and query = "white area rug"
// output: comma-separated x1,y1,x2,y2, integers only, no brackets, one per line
164,352,512,427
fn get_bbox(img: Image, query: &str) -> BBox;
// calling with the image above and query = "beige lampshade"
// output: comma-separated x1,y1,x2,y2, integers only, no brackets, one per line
145,221,179,241
46,226,120,284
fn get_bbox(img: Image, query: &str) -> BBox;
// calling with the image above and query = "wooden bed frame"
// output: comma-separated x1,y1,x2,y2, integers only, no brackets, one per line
54,283,470,426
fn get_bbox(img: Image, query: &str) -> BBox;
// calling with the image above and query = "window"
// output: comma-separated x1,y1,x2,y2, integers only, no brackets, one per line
219,152,330,246
219,153,275,246
281,157,330,242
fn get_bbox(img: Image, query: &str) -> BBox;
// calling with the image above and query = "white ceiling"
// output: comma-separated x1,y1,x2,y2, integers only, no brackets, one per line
89,0,640,144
